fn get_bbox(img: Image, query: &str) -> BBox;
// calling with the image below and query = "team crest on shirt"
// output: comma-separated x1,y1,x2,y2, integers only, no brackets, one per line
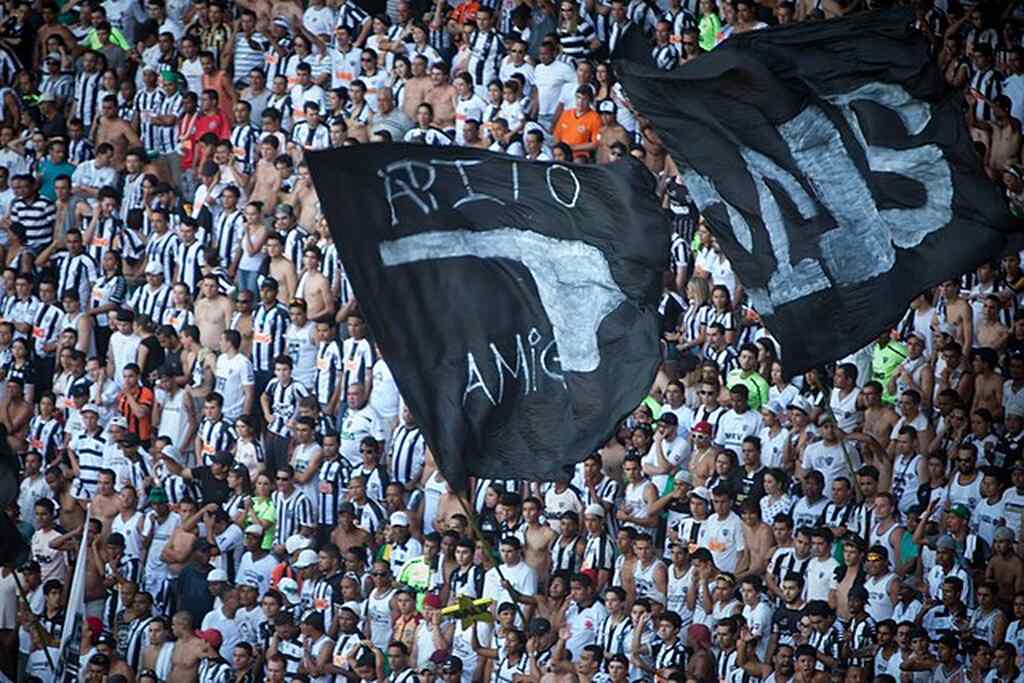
823,457,833,466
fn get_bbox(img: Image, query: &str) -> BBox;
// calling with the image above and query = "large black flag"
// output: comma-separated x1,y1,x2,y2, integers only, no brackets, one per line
615,9,1016,374
307,145,667,490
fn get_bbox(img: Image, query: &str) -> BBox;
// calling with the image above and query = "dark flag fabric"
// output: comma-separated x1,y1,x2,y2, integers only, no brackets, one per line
615,8,1016,374
0,425,28,568
307,145,667,490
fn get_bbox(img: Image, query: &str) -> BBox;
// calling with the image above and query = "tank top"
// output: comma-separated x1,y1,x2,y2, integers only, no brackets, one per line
423,471,446,534
666,564,693,624
623,481,651,530
157,389,189,450
891,454,923,514
864,573,896,622
948,473,983,509
365,587,396,649
239,229,267,270
870,522,900,564
292,442,321,502
309,635,333,683
285,322,317,389
633,558,664,599
970,608,1001,646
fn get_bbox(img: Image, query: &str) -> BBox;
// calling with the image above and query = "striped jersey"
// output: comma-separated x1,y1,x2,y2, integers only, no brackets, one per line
175,239,206,291
272,488,315,543
11,195,56,251
56,250,100,308
340,337,374,396
73,71,103,127
71,429,106,496
198,417,238,466
314,339,343,406
213,209,245,266
27,416,63,466
87,215,123,263
252,303,291,372
316,456,353,526
133,87,166,150
264,378,309,438
129,283,173,324
155,92,184,154
388,424,425,487
146,230,182,281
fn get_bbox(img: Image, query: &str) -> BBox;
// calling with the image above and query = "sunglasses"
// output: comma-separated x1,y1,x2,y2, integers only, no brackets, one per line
371,571,389,577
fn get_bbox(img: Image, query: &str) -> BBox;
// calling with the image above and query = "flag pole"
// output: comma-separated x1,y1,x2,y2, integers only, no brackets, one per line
454,493,529,626
12,571,59,673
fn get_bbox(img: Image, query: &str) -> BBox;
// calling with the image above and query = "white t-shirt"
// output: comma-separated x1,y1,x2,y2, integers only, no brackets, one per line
805,556,839,602
454,94,487,144
214,352,255,420
714,409,763,453
340,404,386,467
369,359,400,422
109,331,141,382
802,440,856,493
482,561,537,626
201,606,242,660
698,512,745,573
534,60,576,119
285,321,318,389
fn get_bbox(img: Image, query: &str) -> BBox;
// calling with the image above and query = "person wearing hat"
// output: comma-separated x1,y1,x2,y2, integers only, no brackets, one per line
595,97,629,164
580,503,615,590
641,411,687,494
439,654,463,682
237,523,277,594
989,526,1023,608
923,534,972,604
379,510,422,576
862,544,899,622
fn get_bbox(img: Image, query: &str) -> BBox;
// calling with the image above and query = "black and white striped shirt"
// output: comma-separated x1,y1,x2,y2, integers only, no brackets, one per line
448,564,485,598
133,87,166,150
198,657,233,683
970,67,1003,121
32,302,63,358
230,124,258,174
252,303,290,372
73,71,103,127
264,378,309,438
198,418,237,466
71,429,106,495
666,7,698,36
336,0,369,33
290,121,330,150
600,615,631,657
317,457,353,526
129,283,173,324
68,138,94,164
388,424,425,487
232,32,270,85
175,239,206,292
314,339,343,406
273,488,315,543
655,639,687,671
558,21,598,62
0,45,21,85
214,209,245,267
652,43,680,70
354,497,387,535
56,250,99,308
582,532,616,571
27,415,63,467
11,195,56,251
87,215,123,263
467,29,505,90
146,230,182,281
155,92,183,154
283,226,312,271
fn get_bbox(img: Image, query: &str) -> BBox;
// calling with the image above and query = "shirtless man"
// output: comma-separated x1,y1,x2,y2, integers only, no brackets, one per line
595,100,630,164
169,611,205,683
860,381,899,454
89,469,121,529
266,232,297,302
1,378,31,453
249,137,283,213
830,538,865,622
734,501,774,577
975,95,1022,181
933,280,973,357
296,248,333,320
230,292,255,358
972,347,1004,417
293,164,320,229
331,502,372,553
46,467,85,532
424,63,456,131
194,274,233,351
141,617,174,674
93,96,143,171
432,483,464,533
159,500,199,576
523,497,557,583
402,56,432,120
977,295,1010,352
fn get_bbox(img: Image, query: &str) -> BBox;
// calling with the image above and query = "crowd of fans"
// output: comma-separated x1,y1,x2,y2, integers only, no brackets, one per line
0,0,1023,682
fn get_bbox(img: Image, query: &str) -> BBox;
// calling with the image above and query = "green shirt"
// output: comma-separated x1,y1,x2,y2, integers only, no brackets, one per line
398,556,435,612
872,341,909,405
250,497,276,550
727,369,771,411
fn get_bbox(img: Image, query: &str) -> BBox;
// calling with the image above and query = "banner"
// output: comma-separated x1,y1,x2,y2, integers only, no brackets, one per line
56,511,91,683
308,145,668,489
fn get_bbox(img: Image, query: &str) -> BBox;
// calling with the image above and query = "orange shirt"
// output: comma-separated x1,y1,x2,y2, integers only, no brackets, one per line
554,108,602,157
117,386,155,441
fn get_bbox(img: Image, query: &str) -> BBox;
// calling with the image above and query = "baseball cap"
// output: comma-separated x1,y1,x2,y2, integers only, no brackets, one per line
147,487,169,504
244,523,264,536
441,656,464,674
691,421,713,436
108,416,128,429
45,52,61,63
238,577,260,589
294,549,318,569
527,617,551,636
81,403,100,415
37,92,56,104
95,632,116,647
208,569,228,582
339,502,356,515
583,503,605,518
689,486,711,503
950,504,971,520
390,511,409,527
272,15,291,31
285,534,312,555
658,412,679,426
260,276,279,291
995,526,1015,542
674,469,693,485
196,629,223,650
144,260,164,276
423,593,443,609
118,432,141,448
277,577,300,604
597,98,617,114
648,589,666,606
936,534,958,551
787,396,811,414
161,444,182,463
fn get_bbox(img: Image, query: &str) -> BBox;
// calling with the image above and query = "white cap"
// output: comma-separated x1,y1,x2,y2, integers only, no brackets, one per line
238,577,260,589
277,577,300,604
161,444,182,463
144,260,164,276
648,589,667,606
294,548,318,569
285,534,312,555
244,524,264,536
81,404,100,415
208,569,228,582
108,416,128,429
390,511,409,527
584,503,605,518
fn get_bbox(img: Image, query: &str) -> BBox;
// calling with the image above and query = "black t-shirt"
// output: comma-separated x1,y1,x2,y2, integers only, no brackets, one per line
162,347,184,379
770,604,804,646
191,466,230,505
140,336,164,380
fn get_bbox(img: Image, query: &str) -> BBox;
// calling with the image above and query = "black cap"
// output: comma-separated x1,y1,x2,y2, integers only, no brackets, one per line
527,618,551,636
69,383,91,398
260,276,279,291
338,502,356,515
658,412,679,426
118,432,141,448
441,656,463,674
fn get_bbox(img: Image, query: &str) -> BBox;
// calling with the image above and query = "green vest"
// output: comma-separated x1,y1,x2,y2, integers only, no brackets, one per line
727,369,771,411
872,341,909,404
398,557,434,612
